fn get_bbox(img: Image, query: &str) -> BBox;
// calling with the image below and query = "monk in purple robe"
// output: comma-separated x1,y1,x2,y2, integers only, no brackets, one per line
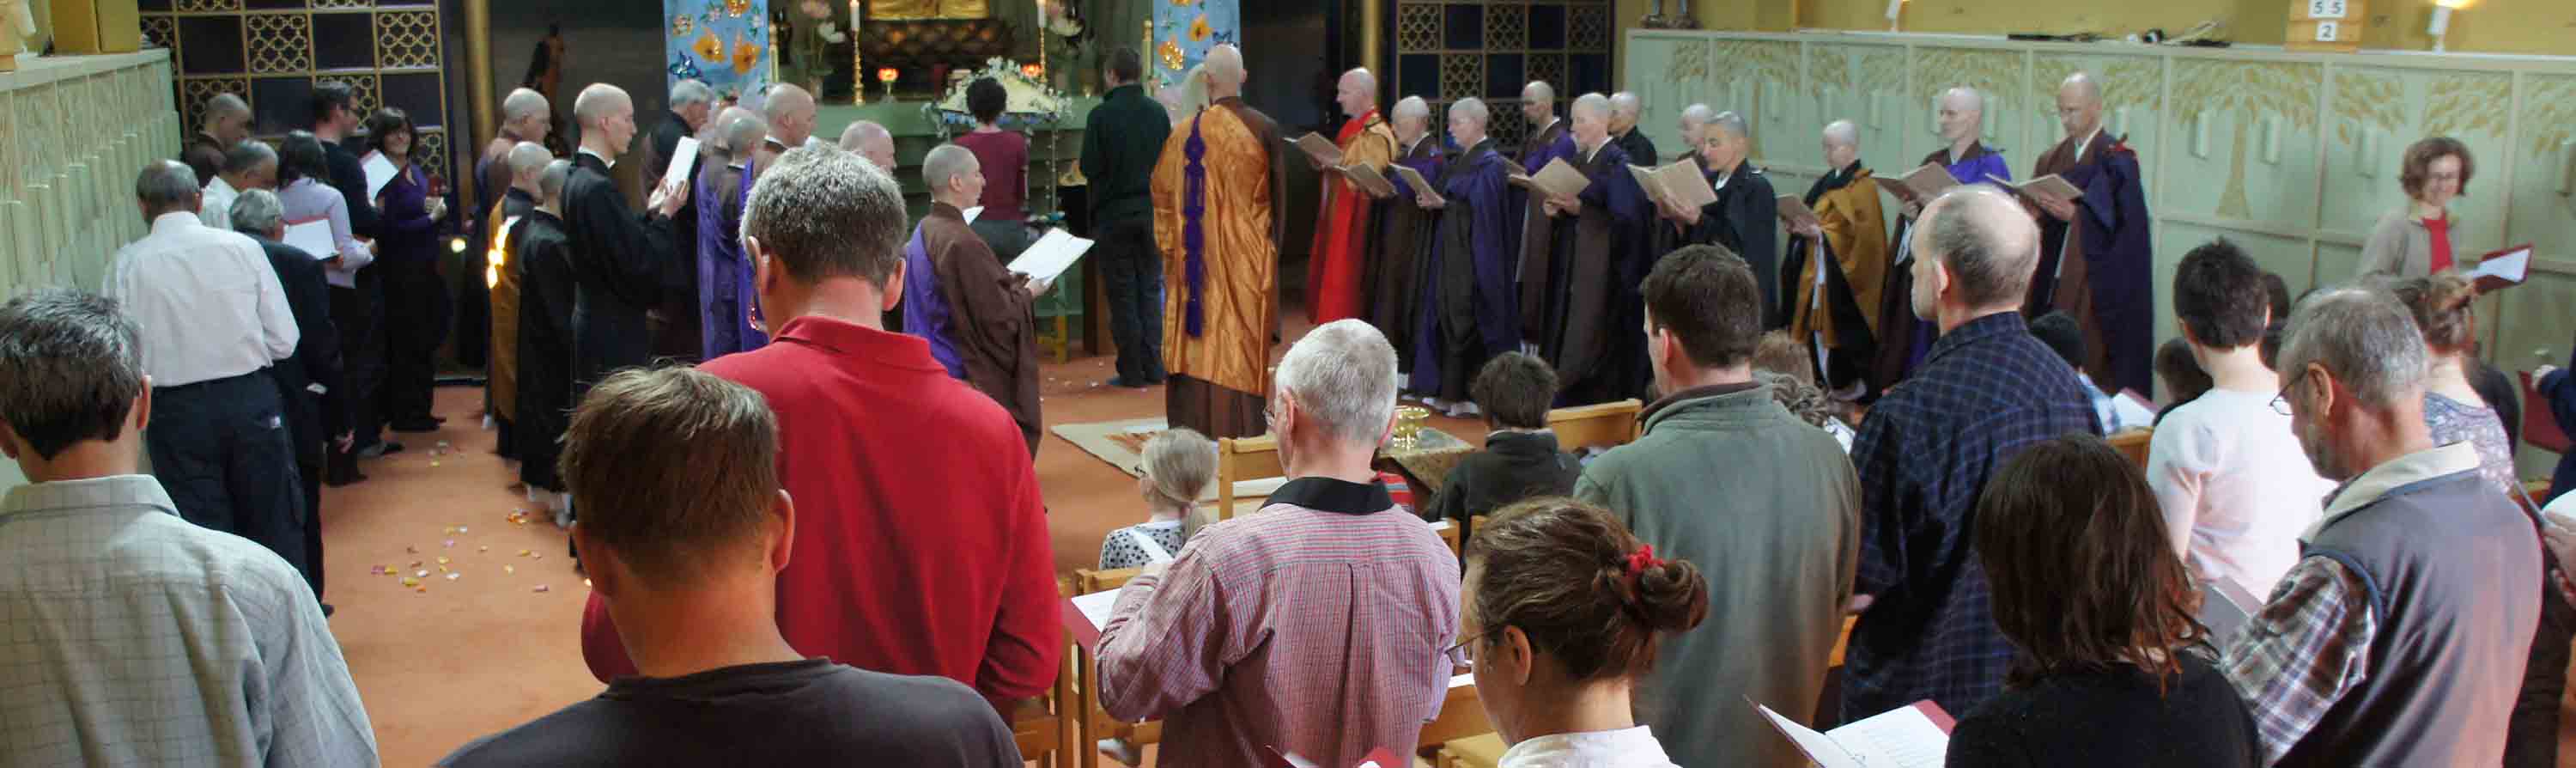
1407,99,1522,411
698,108,769,359
2030,72,2154,397
1515,81,1577,346
1539,93,1655,405
1877,87,2013,393
1367,96,1442,378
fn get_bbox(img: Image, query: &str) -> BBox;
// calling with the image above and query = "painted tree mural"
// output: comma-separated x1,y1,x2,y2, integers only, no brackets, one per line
1712,39,1798,158
2423,73,2512,139
1911,47,2020,153
2174,60,2320,221
2522,76,2576,161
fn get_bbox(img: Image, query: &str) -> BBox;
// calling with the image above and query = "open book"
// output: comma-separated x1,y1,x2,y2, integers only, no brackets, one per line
1292,132,1346,168
1629,160,1717,211
2470,243,2534,293
1889,162,1961,203
1005,229,1097,285
1062,586,1126,653
284,218,337,261
1984,173,2083,203
1757,698,1953,768
1777,194,1822,232
1341,163,1398,198
1528,157,1593,199
1390,164,1443,206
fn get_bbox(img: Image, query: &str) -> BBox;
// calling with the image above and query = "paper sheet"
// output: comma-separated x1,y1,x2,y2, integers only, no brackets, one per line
1776,194,1822,229
961,206,983,224
1294,133,1345,167
1530,158,1591,199
284,219,337,261
1071,588,1125,632
2473,245,2532,285
1390,163,1442,206
1005,229,1096,284
1758,699,1951,768
1757,704,1869,768
361,151,398,201
1654,160,1716,210
659,137,700,194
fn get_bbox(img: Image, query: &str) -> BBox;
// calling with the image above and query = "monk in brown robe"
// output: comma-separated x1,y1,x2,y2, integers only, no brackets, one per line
1515,80,1575,345
2029,72,2155,396
1538,93,1656,405
1366,96,1441,376
904,144,1048,454
485,142,551,462
1153,45,1286,439
1781,120,1891,398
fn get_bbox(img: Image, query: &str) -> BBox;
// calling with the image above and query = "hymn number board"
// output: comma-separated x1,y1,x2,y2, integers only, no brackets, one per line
2287,0,2366,53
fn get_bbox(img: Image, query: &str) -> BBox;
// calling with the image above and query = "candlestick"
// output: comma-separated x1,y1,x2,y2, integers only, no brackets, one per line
1886,0,1905,32
2428,6,2452,52
850,0,864,103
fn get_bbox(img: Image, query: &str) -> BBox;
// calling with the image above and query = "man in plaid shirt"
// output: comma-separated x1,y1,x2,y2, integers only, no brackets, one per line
1844,186,2100,722
2222,287,2537,766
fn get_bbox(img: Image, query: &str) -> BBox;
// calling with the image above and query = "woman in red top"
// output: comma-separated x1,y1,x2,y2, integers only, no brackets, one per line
2358,137,2473,279
951,78,1035,260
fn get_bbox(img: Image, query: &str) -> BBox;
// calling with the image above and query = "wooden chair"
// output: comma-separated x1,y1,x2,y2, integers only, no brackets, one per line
1215,433,1285,521
2106,428,2153,470
1072,567,1160,768
1546,399,1644,452
1012,581,1083,767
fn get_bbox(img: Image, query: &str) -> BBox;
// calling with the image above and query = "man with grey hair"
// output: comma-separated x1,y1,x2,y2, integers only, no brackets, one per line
1409,97,1522,418
1607,90,1656,173
1534,92,1656,405
1153,43,1287,438
199,139,278,230
564,82,690,400
904,143,1048,454
756,82,821,169
1098,318,1460,768
0,289,375,767
1875,86,2012,392
185,92,251,186
837,119,896,170
1665,109,1780,326
579,147,1065,712
1844,185,2098,722
700,109,774,356
513,159,580,519
233,187,347,604
1367,94,1442,374
104,161,310,579
2223,287,2538,766
645,78,720,359
1515,80,1577,346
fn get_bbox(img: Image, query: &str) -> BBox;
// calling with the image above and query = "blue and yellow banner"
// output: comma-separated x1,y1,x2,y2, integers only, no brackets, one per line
665,0,773,104
1151,0,1238,88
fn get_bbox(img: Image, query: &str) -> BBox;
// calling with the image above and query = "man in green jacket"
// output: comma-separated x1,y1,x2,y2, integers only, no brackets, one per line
1574,243,1862,768
1082,47,1176,388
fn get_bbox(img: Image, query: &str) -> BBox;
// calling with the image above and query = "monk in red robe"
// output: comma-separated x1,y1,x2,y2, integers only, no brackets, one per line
1304,68,1396,326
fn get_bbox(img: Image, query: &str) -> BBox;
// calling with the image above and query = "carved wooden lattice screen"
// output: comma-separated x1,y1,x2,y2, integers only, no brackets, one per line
138,0,455,185
1391,0,1613,154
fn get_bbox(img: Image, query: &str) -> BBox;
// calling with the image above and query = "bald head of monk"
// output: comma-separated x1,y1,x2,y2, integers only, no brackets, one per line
1678,103,1715,149
1204,45,1246,100
1911,186,2041,330
1607,91,1643,135
1521,81,1558,125
1336,68,1378,120
574,83,638,155
1571,93,1612,152
1822,119,1861,170
1937,87,1984,149
764,83,817,148
2056,72,2104,143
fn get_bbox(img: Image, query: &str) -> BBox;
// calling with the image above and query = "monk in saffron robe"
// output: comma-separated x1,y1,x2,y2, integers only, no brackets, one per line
1515,81,1576,345
1305,68,1396,326
1153,45,1285,439
1540,93,1654,405
1876,87,2011,393
1780,121,1891,397
2030,72,2154,396
1663,112,1780,327
485,142,548,461
1407,99,1521,412
1367,96,1441,378
908,145,1048,455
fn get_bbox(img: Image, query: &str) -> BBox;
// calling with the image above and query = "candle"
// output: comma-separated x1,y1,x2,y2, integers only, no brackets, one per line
878,67,899,83
1885,0,1905,31
2428,6,2451,37
1022,62,1045,79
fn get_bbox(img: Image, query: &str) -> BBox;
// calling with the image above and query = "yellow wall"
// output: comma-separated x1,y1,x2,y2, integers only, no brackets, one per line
1614,0,2576,88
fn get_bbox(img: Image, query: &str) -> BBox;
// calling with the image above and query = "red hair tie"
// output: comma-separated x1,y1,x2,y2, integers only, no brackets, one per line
1625,545,1662,579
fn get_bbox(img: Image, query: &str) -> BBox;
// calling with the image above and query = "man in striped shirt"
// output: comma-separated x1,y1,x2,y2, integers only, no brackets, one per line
1097,319,1461,767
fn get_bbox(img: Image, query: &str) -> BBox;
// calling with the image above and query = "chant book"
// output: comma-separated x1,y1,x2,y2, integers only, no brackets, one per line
1292,132,1345,168
1776,194,1822,231
1629,160,1716,211
1340,162,1398,198
1390,164,1443,206
1891,162,1962,202
1529,158,1593,199
1984,173,2084,203
2471,243,2533,293
1757,698,1953,768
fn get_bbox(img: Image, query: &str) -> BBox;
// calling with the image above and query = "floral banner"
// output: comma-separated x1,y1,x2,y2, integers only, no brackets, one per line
1151,0,1237,88
665,0,773,104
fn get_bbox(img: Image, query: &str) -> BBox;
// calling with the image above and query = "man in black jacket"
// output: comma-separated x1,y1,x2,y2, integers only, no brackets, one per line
1080,48,1172,389
563,83,690,405
229,187,348,611
644,79,716,362
309,82,402,460
1422,351,1581,547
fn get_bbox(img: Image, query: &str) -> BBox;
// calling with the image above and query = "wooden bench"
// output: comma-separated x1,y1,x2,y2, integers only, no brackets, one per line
1012,580,1083,767
1547,399,1644,452
2107,428,2152,470
1072,566,1155,768
1215,433,1284,521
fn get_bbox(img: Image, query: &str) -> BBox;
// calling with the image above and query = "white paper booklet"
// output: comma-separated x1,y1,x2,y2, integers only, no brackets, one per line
1755,698,1953,768
660,137,701,194
1006,228,1097,284
284,219,338,261
361,151,398,201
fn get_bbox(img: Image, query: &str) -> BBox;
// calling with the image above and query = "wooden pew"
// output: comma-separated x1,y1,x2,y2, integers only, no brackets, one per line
1215,434,1284,521
1546,399,1644,452
1012,580,1083,767
1072,567,1154,768
2107,428,2152,470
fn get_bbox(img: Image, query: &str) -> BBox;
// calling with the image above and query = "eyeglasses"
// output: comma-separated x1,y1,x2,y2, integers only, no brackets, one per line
1446,630,1493,668
2270,368,2310,416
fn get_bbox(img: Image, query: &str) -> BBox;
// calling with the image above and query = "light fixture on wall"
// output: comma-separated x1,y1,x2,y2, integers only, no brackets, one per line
2429,0,2472,53
1886,0,1907,32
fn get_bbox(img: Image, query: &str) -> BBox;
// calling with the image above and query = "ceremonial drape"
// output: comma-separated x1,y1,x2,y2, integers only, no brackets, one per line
1307,111,1395,325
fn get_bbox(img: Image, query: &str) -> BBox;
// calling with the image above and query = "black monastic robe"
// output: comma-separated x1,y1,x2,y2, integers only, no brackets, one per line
1541,141,1653,405
1369,135,1442,375
512,209,577,491
562,151,682,401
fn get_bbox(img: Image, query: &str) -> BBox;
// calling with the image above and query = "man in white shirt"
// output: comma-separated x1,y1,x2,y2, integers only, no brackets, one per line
0,289,374,766
197,140,277,231
103,160,308,577
2148,239,2335,599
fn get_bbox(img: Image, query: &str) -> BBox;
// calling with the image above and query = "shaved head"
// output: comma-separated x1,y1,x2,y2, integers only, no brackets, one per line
1940,87,1984,115
1521,81,1558,124
502,88,552,142
1336,68,1378,119
1205,45,1246,96
1523,81,1556,104
838,119,896,170
2059,72,2102,106
1571,92,1613,149
920,143,981,201
1392,96,1431,144
764,83,817,146
507,141,552,177
1823,120,1859,149
1609,92,1643,119
203,94,252,145
573,83,631,126
721,111,769,160
1679,103,1715,145
2056,71,2106,141
1937,87,1984,147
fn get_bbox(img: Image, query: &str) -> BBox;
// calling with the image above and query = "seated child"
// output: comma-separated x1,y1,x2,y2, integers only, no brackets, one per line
1098,429,1218,570
1424,352,1582,545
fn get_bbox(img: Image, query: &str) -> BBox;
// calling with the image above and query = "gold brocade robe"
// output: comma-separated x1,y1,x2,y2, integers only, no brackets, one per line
1788,168,1889,350
1152,97,1286,398
485,196,525,421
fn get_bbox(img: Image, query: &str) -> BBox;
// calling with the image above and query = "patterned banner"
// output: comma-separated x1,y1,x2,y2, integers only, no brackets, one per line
1151,0,1239,88
665,0,774,104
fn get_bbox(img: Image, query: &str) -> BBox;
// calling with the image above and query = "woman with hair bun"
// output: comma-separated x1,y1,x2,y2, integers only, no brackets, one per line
1459,498,1705,768
1950,433,2257,767
2383,272,2515,493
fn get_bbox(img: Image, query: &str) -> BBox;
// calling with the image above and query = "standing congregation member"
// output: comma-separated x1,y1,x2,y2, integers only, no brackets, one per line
2029,312,2154,432
755,82,821,169
2227,287,2538,766
840,119,897,170
699,109,771,359
1465,499,1704,768
1305,67,1396,326
1781,120,1890,398
1515,80,1575,347
1576,244,1858,767
2030,71,2154,398
2147,241,2332,599
184,93,251,186
484,142,551,466
644,79,717,362
105,161,308,576
1951,434,2259,767
199,140,276,230
1152,44,1285,439
907,144,1048,454
1098,320,1459,767
513,161,579,522
1877,87,2009,393
562,83,690,403
447,368,1020,768
1409,98,1520,417
1081,47,1173,389
0,290,374,767
1538,93,1651,405
1607,92,1656,174
278,131,379,483
1664,113,1778,326
2383,272,2518,492
2359,137,2474,278
367,107,451,436
232,188,349,610
580,148,1063,713
956,78,1036,260
1845,186,2099,722
308,83,390,458
1368,95,1440,377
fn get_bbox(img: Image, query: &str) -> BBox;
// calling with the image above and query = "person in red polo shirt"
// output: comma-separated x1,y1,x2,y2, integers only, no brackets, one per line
579,145,1063,713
